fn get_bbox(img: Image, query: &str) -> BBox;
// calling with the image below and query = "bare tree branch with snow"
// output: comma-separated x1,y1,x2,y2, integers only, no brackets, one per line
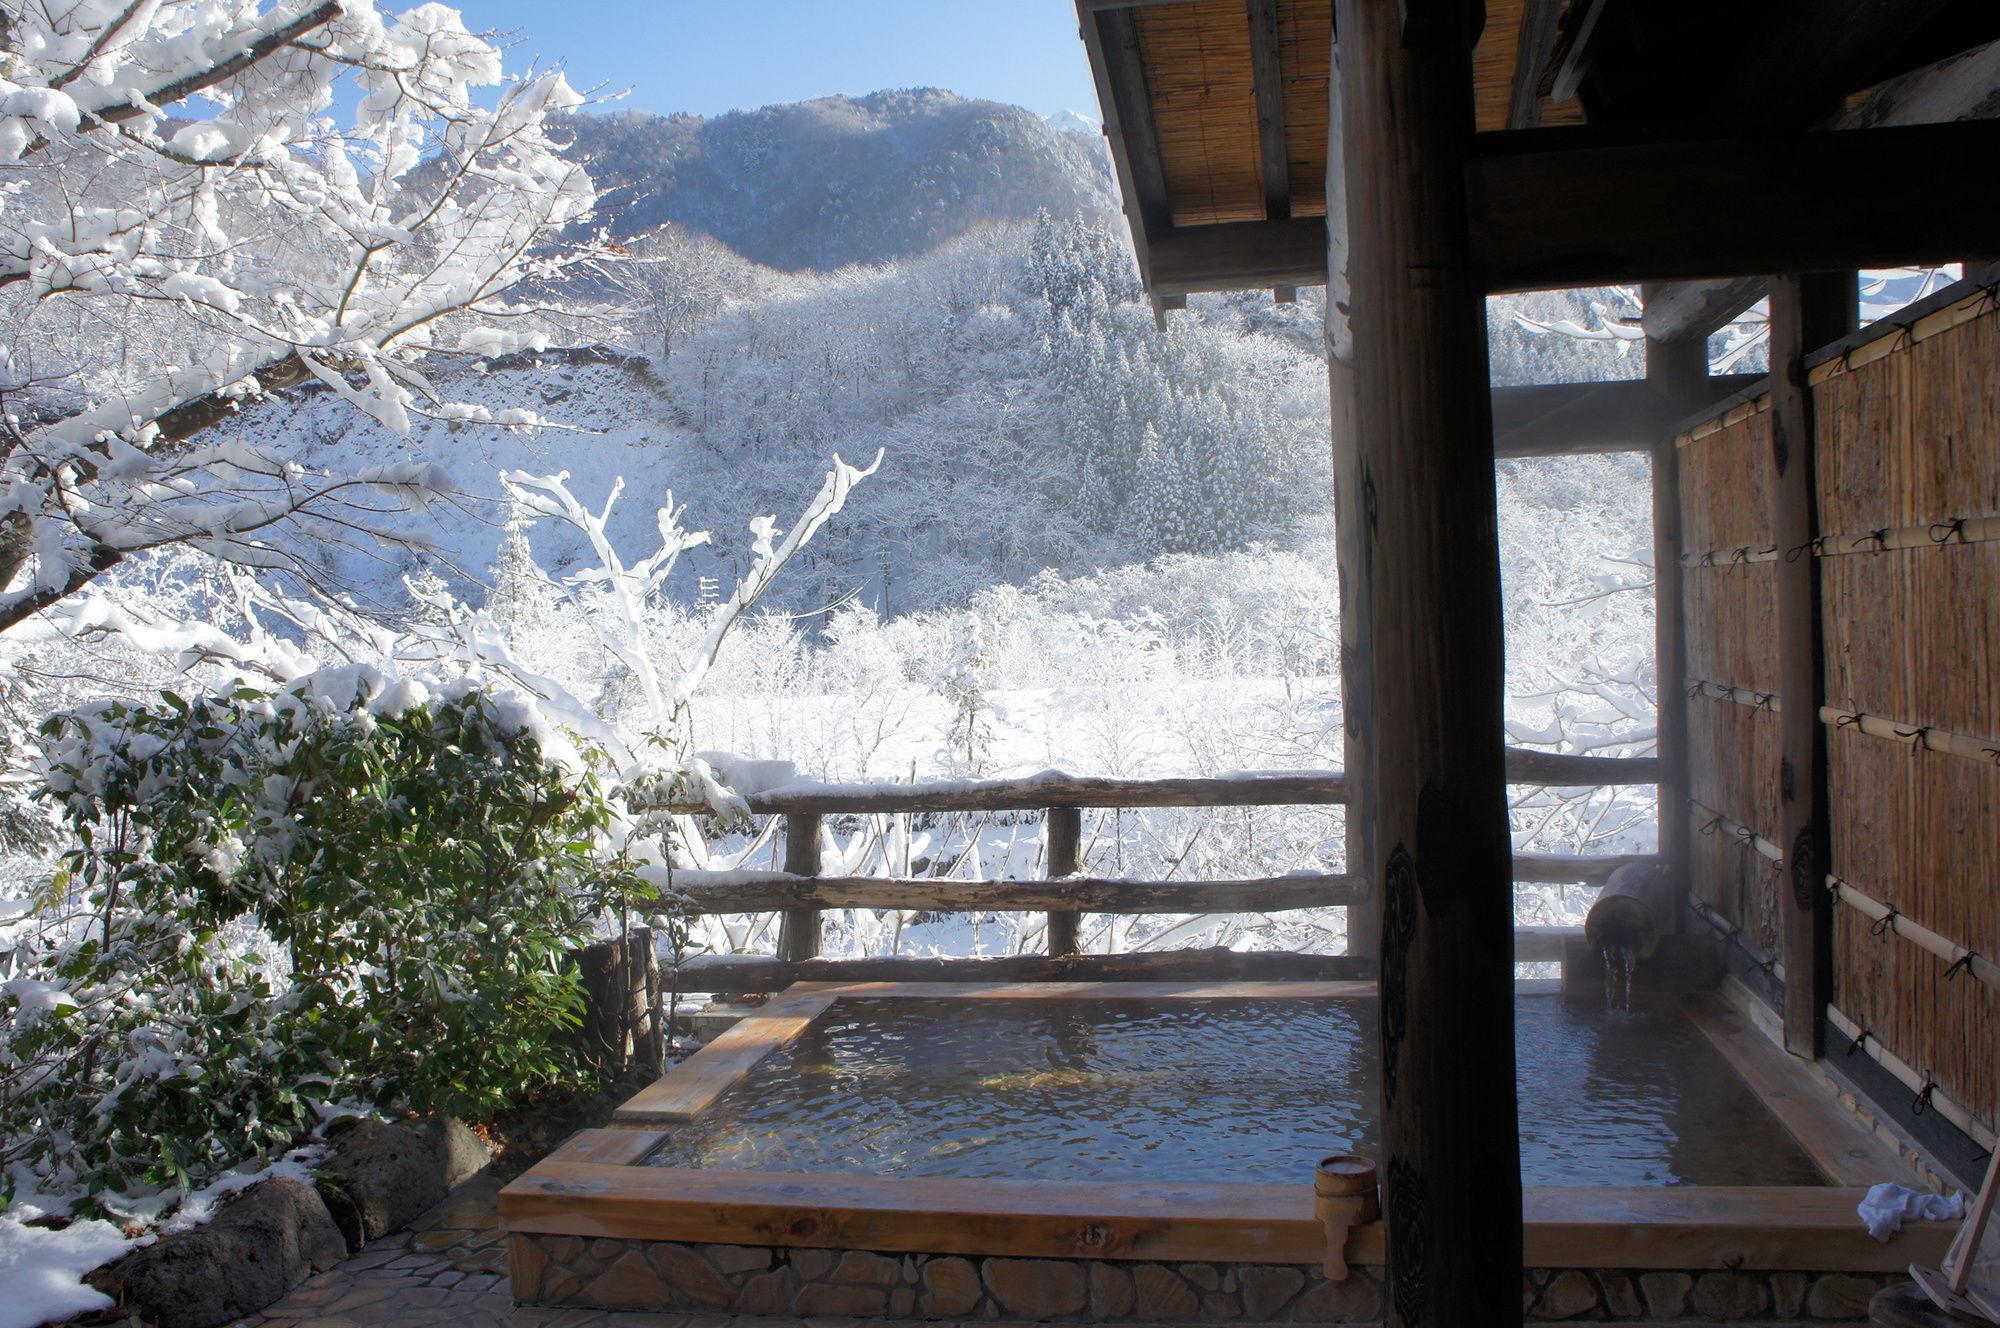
0,0,607,630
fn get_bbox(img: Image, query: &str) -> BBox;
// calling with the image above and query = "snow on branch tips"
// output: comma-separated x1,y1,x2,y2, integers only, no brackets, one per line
0,0,608,632
498,452,882,800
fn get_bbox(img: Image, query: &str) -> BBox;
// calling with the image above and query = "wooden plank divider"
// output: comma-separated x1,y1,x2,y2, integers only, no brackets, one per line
547,1127,664,1168
614,991,835,1124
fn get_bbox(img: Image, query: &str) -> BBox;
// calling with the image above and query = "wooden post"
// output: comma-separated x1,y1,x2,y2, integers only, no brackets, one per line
1325,22,1376,970
1046,807,1083,957
778,812,823,963
1769,271,1855,1058
1333,1,1522,1325
1641,312,1704,917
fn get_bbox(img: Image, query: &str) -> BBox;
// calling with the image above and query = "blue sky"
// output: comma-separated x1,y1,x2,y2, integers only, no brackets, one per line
460,0,1103,120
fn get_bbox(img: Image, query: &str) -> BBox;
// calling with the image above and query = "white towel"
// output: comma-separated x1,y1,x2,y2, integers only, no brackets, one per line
1858,1182,1966,1242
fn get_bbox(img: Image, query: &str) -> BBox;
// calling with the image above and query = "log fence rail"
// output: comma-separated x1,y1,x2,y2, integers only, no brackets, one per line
639,749,1661,993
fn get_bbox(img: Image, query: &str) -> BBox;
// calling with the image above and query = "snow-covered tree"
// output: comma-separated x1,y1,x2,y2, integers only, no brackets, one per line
617,223,734,361
0,0,603,631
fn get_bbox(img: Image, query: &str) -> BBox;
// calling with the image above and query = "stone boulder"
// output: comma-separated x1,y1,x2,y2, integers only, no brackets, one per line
111,1177,346,1328
315,1115,488,1247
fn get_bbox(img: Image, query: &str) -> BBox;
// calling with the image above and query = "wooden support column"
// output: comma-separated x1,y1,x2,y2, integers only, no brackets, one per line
1334,1,1522,1324
1326,32,1375,966
778,813,823,963
1640,309,1704,913
1770,272,1856,1058
1046,807,1083,957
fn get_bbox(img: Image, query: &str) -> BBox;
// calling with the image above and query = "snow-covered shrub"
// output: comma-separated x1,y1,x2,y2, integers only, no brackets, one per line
1,675,645,1209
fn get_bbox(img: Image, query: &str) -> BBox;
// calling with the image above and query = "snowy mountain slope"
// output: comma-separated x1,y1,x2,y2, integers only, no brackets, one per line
559,90,1118,270
214,218,1335,620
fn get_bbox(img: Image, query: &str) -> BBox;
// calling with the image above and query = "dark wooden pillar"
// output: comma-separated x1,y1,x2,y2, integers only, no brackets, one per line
778,813,823,963
1046,807,1083,956
1641,314,1704,913
1333,1,1522,1324
1325,32,1376,967
1770,272,1855,1057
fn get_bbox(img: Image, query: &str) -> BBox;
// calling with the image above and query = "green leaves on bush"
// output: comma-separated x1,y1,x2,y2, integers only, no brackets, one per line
2,677,647,1208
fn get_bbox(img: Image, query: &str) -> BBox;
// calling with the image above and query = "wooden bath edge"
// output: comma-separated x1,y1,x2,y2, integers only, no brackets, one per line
499,1154,1950,1272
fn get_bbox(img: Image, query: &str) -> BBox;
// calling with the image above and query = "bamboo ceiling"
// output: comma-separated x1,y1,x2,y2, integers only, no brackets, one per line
1112,0,1583,230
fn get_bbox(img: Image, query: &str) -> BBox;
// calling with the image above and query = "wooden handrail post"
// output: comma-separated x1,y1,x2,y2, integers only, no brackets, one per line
778,812,823,963
1046,806,1083,957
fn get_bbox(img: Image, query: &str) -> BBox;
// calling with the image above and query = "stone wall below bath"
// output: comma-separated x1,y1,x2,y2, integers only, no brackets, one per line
509,1233,1899,1324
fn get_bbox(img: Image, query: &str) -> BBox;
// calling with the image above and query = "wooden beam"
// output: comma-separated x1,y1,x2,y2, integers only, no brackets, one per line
667,871,1367,915
1336,0,1522,1323
1843,35,2000,131
1642,277,1766,344
1156,115,2000,299
649,769,1350,815
1079,3,1171,278
1507,0,1566,127
1721,1,1962,130
1148,217,1326,294
1503,748,1656,785
1643,32,2000,345
1470,120,2000,292
1491,373,1762,457
1770,271,1855,1058
1044,806,1083,957
669,947,1373,993
1247,0,1291,221
1512,852,1661,885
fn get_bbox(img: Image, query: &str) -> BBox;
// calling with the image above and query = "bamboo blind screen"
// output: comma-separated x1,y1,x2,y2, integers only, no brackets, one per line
1679,400,1784,957
1815,293,2000,1135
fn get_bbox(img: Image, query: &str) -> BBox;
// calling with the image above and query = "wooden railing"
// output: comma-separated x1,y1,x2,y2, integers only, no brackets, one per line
650,749,1657,992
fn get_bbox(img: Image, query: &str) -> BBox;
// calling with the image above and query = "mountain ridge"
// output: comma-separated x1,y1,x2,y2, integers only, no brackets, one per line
557,87,1118,271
